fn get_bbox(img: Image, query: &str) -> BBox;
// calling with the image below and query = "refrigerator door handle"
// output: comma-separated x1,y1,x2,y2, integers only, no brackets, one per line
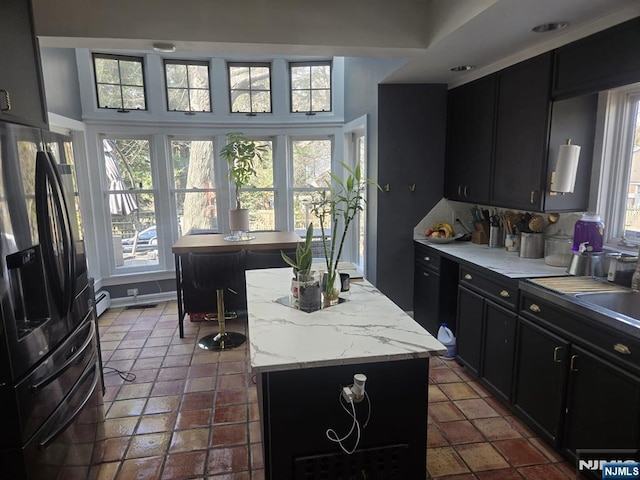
37,357,100,449
29,320,94,394
35,151,76,316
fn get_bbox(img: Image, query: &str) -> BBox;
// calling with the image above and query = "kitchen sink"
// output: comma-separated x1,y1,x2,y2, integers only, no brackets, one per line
574,291,640,321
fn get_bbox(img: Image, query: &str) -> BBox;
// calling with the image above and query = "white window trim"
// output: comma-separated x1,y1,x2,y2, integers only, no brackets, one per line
596,83,640,252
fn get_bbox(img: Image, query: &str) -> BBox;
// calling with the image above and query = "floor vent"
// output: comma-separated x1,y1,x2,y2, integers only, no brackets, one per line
293,444,409,480
125,304,158,310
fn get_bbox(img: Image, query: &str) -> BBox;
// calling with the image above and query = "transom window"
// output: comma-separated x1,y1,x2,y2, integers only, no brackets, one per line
290,61,332,113
164,60,211,113
93,54,146,110
228,63,272,114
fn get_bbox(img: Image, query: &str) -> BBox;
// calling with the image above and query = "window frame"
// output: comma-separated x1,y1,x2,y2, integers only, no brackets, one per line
227,62,273,114
598,83,640,250
289,60,332,114
92,53,147,111
163,59,212,113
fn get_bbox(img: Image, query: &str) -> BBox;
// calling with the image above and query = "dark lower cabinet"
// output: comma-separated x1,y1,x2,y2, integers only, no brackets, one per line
513,317,569,446
563,345,640,455
481,301,517,403
516,291,640,463
456,286,483,376
413,263,440,336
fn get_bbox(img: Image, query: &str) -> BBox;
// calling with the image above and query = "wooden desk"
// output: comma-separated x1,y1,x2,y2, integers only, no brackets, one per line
172,231,301,337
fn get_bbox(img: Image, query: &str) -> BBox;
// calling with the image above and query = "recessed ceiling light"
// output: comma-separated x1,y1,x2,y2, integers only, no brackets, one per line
532,22,569,33
153,42,176,53
450,65,475,72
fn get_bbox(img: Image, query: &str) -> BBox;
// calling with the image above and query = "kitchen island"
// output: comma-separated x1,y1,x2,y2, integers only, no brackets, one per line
247,268,445,480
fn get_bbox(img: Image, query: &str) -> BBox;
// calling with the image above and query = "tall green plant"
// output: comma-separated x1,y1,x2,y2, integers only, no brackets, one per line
219,133,267,209
280,222,314,276
312,163,380,300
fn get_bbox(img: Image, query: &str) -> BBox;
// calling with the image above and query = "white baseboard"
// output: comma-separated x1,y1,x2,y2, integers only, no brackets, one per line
110,291,177,309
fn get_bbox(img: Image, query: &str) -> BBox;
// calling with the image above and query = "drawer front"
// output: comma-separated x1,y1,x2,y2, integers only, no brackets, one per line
459,266,518,311
414,244,441,272
520,293,640,373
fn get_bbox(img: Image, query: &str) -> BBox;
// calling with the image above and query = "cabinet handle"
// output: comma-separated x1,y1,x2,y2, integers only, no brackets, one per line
423,272,429,278
570,354,579,372
553,346,562,363
464,273,472,280
463,185,469,197
423,256,430,262
383,184,390,192
457,185,463,196
499,290,510,298
409,184,416,192
0,89,10,111
530,190,536,204
614,343,631,355
529,303,541,313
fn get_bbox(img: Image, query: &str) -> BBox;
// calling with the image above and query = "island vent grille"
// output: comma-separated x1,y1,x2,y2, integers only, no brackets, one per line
293,443,408,479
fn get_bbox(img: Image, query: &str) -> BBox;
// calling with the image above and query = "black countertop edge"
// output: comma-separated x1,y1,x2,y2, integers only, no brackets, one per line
518,279,640,340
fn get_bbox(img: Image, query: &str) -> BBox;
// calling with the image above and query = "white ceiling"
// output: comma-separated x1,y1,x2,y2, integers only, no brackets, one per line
32,0,640,87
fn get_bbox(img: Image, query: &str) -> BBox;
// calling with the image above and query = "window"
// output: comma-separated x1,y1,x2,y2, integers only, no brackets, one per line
291,139,332,255
290,61,332,113
164,60,211,113
102,137,157,269
237,140,275,231
93,54,146,110
171,139,218,235
228,63,272,113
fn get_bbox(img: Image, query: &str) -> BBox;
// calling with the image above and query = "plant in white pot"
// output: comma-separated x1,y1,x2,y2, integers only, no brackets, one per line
312,162,380,306
219,132,267,241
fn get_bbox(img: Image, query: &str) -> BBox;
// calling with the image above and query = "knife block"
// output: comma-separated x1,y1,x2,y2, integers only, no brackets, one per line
472,221,489,245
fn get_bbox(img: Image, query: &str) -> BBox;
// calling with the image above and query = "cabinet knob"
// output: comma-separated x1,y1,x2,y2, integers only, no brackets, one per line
423,272,429,278
570,354,579,372
423,256,430,262
409,184,416,192
499,290,510,298
0,90,10,112
529,303,541,313
383,184,390,192
614,343,631,355
464,273,472,280
553,346,563,363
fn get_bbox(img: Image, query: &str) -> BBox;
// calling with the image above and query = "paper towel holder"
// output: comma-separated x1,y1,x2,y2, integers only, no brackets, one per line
550,138,581,194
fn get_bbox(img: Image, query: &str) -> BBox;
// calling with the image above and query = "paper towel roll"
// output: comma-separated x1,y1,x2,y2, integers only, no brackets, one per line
552,143,580,193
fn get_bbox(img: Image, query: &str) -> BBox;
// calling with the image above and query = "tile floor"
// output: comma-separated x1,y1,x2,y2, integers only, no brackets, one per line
96,301,579,479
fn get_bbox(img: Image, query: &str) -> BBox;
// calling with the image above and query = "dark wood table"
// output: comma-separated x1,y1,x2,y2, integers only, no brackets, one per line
172,231,301,337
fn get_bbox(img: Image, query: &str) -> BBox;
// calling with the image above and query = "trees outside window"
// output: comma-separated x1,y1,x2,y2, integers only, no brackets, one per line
290,61,331,113
164,60,211,113
93,54,146,110
228,63,272,113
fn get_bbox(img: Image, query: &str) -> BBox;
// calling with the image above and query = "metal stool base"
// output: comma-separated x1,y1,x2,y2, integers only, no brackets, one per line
198,331,246,351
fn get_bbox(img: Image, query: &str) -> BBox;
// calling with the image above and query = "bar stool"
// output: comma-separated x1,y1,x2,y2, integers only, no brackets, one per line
188,250,247,351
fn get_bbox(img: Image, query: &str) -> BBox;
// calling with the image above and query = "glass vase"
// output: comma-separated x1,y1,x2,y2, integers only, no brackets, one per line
322,270,341,307
297,271,321,312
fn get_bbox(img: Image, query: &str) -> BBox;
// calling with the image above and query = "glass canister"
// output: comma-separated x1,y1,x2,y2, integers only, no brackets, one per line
572,213,605,252
545,230,573,266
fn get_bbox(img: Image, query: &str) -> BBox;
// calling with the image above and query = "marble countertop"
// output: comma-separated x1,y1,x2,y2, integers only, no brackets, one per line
414,238,569,278
246,268,447,373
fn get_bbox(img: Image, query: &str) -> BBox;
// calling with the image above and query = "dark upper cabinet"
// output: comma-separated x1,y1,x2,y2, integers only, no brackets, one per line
491,53,553,211
0,0,48,129
553,16,640,100
444,75,496,204
377,84,447,311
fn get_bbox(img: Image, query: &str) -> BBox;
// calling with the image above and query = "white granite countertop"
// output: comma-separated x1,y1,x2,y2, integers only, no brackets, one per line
246,268,447,373
414,238,569,278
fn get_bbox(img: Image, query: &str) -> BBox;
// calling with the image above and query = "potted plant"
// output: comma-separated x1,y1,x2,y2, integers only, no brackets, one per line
312,162,380,306
281,223,320,311
219,132,267,239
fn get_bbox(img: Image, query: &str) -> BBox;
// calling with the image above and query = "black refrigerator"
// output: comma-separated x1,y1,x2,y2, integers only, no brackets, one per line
0,122,105,479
